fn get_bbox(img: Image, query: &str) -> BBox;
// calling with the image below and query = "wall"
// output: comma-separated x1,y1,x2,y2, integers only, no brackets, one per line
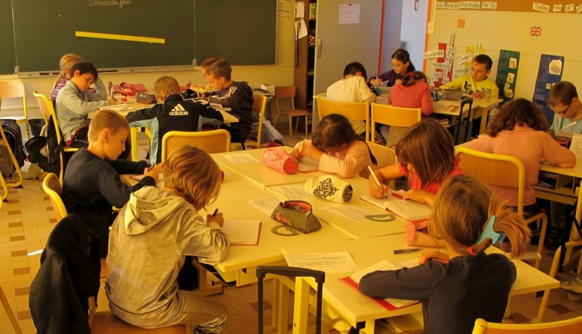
379,0,403,74
400,0,429,71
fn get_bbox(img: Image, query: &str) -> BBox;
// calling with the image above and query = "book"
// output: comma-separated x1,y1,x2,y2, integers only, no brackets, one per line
360,190,432,221
341,259,419,310
298,156,319,173
221,220,262,246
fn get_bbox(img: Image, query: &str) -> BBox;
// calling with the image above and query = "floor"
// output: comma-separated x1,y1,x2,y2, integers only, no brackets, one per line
2,131,582,333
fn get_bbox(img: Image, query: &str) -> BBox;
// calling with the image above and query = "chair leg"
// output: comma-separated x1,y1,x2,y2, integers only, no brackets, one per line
294,116,300,133
288,115,293,137
304,115,308,135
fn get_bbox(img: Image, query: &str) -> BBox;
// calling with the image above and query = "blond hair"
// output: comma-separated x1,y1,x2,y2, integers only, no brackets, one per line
429,175,530,258
154,76,181,100
163,145,222,209
55,53,84,86
88,109,130,142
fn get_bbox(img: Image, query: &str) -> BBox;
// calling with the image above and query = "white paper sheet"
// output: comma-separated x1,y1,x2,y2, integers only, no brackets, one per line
221,153,259,164
320,204,378,222
569,134,582,156
247,196,281,216
269,184,311,200
283,251,359,273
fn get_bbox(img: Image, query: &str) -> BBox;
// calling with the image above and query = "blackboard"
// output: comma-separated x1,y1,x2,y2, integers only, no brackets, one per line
0,0,276,74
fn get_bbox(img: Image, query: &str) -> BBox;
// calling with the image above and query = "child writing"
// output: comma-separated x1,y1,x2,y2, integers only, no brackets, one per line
440,54,499,100
359,175,530,334
369,118,461,206
290,113,377,178
183,56,221,98
106,145,229,332
62,109,159,256
369,49,415,87
50,53,108,101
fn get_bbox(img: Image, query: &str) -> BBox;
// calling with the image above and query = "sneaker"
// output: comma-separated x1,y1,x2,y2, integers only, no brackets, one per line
561,273,582,294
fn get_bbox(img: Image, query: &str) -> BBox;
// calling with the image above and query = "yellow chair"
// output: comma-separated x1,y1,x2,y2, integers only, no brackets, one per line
370,103,422,147
161,129,231,161
0,284,23,334
455,147,548,270
233,92,267,150
314,95,370,141
367,141,396,169
0,98,12,205
0,97,24,188
0,79,30,139
273,86,309,136
33,91,79,184
472,314,582,333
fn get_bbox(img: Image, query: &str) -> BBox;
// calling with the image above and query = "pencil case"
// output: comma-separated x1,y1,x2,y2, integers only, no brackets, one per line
271,200,321,234
263,148,298,174
304,175,353,203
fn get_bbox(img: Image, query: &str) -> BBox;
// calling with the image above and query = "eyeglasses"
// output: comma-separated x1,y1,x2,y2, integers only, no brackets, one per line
555,103,572,116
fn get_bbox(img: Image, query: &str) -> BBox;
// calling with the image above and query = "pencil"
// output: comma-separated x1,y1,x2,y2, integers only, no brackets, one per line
368,166,382,188
298,139,307,154
212,208,219,216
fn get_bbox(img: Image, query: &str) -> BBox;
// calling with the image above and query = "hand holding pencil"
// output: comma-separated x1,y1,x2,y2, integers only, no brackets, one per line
368,165,389,199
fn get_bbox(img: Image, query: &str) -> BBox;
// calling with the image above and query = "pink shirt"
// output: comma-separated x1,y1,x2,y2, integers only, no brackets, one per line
467,127,576,206
398,158,462,194
388,81,434,116
294,140,372,178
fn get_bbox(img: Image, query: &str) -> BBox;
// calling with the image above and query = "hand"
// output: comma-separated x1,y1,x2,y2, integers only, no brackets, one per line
301,141,323,161
107,98,115,105
289,149,302,161
370,78,383,86
402,188,434,205
419,250,449,264
207,212,224,227
471,90,485,99
143,164,160,182
369,175,389,199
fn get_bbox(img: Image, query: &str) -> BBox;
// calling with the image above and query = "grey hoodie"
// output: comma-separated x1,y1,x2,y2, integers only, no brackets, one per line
105,186,229,326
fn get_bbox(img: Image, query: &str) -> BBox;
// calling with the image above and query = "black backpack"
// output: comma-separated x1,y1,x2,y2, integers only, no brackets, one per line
0,120,26,175
25,115,62,175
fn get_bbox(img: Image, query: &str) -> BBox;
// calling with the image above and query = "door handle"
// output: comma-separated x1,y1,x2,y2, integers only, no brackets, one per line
317,38,322,58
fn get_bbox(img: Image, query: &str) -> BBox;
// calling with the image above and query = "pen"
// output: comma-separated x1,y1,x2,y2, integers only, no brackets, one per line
368,166,382,188
393,248,421,254
391,192,403,200
212,208,219,216
298,139,307,155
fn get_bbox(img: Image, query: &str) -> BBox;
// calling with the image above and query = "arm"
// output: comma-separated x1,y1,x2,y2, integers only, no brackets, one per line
540,133,576,167
200,104,224,122
125,105,160,123
466,135,494,153
180,213,230,264
318,141,370,178
358,77,377,103
97,164,155,208
58,87,110,116
439,75,464,91
403,188,436,206
369,163,406,198
420,84,434,116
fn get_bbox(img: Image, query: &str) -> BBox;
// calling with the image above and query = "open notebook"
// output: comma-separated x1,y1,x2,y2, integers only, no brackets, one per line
221,220,262,246
360,189,431,221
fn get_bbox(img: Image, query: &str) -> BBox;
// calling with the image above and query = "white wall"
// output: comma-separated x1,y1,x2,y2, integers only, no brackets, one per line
379,0,403,74
400,0,429,72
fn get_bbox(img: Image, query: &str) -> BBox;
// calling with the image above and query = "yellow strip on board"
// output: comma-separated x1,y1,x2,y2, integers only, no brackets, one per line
75,31,165,45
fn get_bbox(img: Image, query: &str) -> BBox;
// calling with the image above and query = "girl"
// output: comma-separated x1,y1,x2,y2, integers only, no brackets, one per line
106,145,229,332
359,175,530,334
468,98,575,210
369,49,416,87
290,113,377,178
50,53,108,101
369,118,461,206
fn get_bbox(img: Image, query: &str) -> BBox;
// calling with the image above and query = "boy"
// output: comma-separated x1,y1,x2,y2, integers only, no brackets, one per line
56,61,115,148
125,76,224,163
440,54,499,100
206,59,254,142
183,56,221,98
62,110,159,256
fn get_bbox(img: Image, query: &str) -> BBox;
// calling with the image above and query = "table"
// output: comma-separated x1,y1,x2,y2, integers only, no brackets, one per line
282,235,560,334
433,98,503,135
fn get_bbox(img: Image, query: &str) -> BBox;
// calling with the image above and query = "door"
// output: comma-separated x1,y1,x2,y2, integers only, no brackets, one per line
313,0,382,125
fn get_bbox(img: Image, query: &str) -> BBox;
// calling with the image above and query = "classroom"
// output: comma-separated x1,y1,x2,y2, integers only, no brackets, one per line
1,0,582,333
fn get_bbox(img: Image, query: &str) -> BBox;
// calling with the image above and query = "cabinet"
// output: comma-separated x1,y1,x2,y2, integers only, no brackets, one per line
294,0,317,112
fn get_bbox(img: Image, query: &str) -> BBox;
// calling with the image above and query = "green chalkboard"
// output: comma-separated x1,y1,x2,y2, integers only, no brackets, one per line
2,0,276,74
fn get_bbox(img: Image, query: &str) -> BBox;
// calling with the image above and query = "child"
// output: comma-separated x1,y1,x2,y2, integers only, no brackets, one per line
369,118,461,206
369,49,415,87
55,61,115,147
387,71,434,146
290,113,377,178
106,145,228,332
206,59,254,142
125,76,224,163
183,56,221,98
50,53,108,101
62,110,159,256
326,61,379,142
440,54,499,100
468,98,575,210
548,81,582,136
359,175,530,334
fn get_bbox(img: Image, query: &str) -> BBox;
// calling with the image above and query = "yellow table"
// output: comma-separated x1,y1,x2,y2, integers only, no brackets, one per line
433,98,503,135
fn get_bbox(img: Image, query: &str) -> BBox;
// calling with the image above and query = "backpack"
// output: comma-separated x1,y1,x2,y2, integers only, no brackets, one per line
0,120,26,175
25,115,62,175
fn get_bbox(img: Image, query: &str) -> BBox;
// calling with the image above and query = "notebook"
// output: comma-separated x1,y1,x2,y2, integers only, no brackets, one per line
360,189,432,221
221,220,262,246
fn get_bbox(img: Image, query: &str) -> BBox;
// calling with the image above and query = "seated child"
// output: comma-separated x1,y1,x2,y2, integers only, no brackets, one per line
183,56,221,98
51,53,108,101
125,76,224,163
55,61,115,148
106,145,229,332
369,49,416,87
206,59,254,142
290,113,377,178
359,175,530,334
62,109,159,256
440,54,499,100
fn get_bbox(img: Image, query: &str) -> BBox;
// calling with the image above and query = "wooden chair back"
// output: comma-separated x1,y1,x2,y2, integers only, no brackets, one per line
472,314,582,334
0,96,24,187
274,86,297,110
314,95,370,141
0,79,29,138
161,129,231,161
370,103,421,143
42,173,68,222
247,92,268,148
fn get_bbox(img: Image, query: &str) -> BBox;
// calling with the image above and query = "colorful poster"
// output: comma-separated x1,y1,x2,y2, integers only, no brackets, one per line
496,50,520,103
533,54,565,123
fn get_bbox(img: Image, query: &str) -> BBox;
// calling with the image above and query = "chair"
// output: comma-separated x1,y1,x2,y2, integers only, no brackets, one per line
0,284,23,334
33,91,79,184
0,79,30,139
90,305,189,333
455,147,548,270
472,314,582,333
370,103,422,147
0,97,24,188
273,86,309,136
314,95,370,141
233,92,267,150
367,141,397,169
161,129,231,161
42,172,68,222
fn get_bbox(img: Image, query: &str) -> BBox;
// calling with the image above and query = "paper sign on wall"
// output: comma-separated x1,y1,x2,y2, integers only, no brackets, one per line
496,50,520,103
339,3,360,24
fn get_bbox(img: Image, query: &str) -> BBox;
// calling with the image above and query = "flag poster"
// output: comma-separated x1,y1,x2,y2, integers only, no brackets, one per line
533,54,565,123
496,50,520,103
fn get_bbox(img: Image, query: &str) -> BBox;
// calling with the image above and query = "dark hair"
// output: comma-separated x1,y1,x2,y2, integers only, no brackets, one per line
548,81,578,107
343,61,368,79
392,49,416,72
401,71,427,87
487,98,549,137
473,54,493,70
200,57,222,69
206,59,232,80
312,114,377,164
69,61,98,80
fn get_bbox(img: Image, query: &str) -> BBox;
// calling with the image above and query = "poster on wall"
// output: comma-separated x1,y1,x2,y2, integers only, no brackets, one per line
533,54,564,122
496,50,520,103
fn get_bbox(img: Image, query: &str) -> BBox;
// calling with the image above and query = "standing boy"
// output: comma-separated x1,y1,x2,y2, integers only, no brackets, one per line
206,59,254,142
62,110,159,256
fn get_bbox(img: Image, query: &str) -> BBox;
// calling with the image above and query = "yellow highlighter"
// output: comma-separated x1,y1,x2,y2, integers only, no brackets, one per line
298,139,307,155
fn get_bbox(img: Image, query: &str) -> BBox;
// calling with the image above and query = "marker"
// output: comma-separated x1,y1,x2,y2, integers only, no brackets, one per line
368,166,382,188
430,258,449,264
298,139,307,155
393,248,421,254
212,208,219,216
391,192,403,200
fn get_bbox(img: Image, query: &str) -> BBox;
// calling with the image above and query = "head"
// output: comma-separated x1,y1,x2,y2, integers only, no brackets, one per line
401,71,427,87
163,145,222,210
429,175,530,258
311,114,360,153
69,61,98,92
200,57,222,84
59,53,84,79
88,110,130,160
548,81,582,120
154,76,181,102
206,59,232,91
487,98,549,137
343,62,368,79
471,54,493,82
391,49,415,75
395,118,455,187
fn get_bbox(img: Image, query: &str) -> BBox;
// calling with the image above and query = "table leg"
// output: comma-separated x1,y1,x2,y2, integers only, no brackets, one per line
130,127,138,161
293,277,310,334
